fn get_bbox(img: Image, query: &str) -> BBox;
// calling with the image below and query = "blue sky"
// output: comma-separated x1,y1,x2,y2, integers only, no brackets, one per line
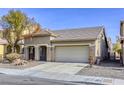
0,8,124,43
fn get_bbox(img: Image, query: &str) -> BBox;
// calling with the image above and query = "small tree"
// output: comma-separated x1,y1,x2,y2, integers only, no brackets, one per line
113,42,121,54
0,10,41,53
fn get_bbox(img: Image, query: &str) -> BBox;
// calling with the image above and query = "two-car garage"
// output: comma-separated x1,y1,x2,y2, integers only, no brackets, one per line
55,45,89,63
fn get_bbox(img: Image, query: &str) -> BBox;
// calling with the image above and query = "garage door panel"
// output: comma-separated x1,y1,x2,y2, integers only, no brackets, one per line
55,46,89,63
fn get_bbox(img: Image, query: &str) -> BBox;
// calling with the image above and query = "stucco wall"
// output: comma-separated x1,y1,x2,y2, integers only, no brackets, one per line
95,31,108,61
25,36,51,45
120,22,124,64
95,39,100,57
120,22,124,36
24,36,52,61
0,45,4,59
51,40,95,45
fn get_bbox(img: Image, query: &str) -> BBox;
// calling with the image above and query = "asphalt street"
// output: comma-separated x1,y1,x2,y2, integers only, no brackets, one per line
0,73,86,85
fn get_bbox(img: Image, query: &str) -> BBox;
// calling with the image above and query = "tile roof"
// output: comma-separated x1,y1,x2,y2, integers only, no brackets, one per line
51,26,104,41
32,29,57,37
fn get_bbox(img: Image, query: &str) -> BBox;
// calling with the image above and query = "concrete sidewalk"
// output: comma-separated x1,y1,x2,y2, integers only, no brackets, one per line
0,67,124,85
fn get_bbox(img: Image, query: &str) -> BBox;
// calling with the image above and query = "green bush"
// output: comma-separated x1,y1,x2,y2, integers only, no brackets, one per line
6,53,21,62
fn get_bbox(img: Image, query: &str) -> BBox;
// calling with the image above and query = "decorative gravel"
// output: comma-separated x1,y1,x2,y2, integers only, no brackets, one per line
0,61,41,69
76,60,124,79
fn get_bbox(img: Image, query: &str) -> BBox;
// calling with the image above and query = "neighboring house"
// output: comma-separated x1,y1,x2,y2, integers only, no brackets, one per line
113,36,121,60
120,21,124,65
24,26,108,63
0,38,8,59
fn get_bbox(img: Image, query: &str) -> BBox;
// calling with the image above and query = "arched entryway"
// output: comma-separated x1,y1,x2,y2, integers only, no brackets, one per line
39,46,47,61
28,46,35,60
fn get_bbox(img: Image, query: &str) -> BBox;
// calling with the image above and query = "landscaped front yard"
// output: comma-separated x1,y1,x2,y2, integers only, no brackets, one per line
77,60,124,79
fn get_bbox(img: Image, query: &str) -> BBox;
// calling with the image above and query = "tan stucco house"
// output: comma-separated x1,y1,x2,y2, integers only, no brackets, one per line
120,21,124,65
24,26,108,63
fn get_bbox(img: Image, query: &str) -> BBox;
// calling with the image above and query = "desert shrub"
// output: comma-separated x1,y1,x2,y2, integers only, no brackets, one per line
6,53,21,62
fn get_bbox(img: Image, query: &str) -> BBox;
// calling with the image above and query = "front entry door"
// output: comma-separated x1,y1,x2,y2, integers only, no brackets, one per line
39,46,47,61
29,46,35,60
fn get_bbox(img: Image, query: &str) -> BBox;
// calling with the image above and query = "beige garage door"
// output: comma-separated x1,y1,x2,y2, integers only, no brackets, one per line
55,45,89,63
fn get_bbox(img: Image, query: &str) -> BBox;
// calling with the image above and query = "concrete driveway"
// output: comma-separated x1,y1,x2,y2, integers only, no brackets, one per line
26,62,88,75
